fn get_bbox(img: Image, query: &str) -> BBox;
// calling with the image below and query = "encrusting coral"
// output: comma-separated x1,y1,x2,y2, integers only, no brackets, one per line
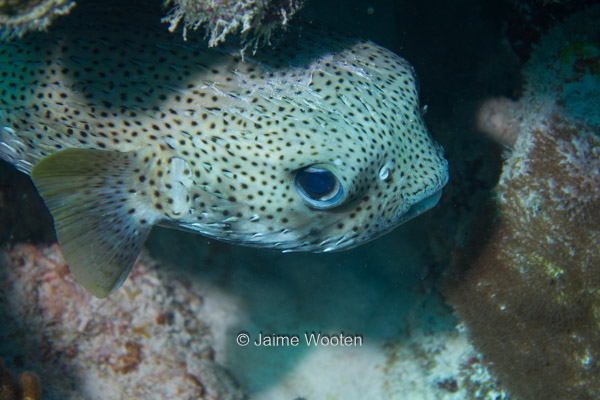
162,0,304,50
455,6,600,399
0,244,244,399
449,114,600,400
504,0,595,60
1,0,303,50
476,97,523,147
0,358,42,400
521,4,600,129
0,0,75,39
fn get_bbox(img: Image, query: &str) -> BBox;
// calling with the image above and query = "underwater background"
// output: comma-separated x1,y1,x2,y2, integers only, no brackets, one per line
1,0,599,399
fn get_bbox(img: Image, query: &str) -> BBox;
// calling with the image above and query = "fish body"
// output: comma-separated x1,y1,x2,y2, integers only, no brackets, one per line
0,9,448,297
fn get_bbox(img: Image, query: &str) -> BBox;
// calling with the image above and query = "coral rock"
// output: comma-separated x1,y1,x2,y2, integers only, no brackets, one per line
0,358,42,400
449,115,600,400
162,0,304,50
0,244,244,400
522,5,600,129
0,0,75,39
476,97,523,146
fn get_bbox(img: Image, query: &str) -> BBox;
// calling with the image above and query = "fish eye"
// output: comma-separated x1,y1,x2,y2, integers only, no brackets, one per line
294,166,345,210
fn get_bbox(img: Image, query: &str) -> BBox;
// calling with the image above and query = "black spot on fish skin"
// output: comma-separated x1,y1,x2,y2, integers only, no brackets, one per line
0,10,447,253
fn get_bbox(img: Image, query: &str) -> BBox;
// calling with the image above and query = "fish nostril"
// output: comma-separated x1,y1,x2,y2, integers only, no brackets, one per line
379,166,390,181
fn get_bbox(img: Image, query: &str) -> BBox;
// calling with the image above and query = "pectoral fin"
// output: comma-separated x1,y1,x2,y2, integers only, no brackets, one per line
31,148,159,298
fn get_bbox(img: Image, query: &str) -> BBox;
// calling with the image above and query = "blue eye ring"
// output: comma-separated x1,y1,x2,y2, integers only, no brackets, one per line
294,166,345,210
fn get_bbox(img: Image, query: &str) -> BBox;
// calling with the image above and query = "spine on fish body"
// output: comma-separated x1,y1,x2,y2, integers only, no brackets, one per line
0,8,449,298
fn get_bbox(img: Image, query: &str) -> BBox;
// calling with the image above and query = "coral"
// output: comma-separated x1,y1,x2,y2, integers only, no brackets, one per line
483,6,600,146
476,97,524,146
381,324,510,400
0,0,75,39
0,358,42,400
162,0,304,50
18,372,42,400
522,5,600,129
450,7,600,399
504,0,594,60
0,244,245,400
1,0,304,48
448,115,600,400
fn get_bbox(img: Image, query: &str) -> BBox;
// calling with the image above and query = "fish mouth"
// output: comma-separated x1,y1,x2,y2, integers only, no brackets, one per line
395,189,443,225
309,188,445,253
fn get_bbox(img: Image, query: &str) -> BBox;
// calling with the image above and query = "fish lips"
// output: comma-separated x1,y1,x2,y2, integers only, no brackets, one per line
396,189,444,225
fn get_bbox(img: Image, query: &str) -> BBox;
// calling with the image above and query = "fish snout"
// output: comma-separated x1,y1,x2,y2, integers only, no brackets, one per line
396,189,443,225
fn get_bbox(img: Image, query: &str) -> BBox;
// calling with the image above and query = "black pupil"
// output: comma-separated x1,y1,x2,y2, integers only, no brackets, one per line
302,169,333,196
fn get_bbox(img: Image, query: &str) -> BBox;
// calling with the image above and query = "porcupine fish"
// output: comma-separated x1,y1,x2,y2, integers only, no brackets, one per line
0,10,449,298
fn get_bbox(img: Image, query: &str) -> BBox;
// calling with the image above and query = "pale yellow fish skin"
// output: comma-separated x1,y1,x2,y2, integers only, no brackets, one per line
0,9,449,253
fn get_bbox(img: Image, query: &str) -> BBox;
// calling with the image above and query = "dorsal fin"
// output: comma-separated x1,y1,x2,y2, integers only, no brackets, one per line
31,148,160,298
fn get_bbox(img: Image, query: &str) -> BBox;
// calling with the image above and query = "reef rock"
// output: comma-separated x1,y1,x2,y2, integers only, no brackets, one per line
504,0,595,60
0,244,244,400
522,5,600,129
0,358,42,400
162,0,304,49
0,0,75,39
1,0,303,51
452,5,600,398
476,97,524,147
450,114,600,400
